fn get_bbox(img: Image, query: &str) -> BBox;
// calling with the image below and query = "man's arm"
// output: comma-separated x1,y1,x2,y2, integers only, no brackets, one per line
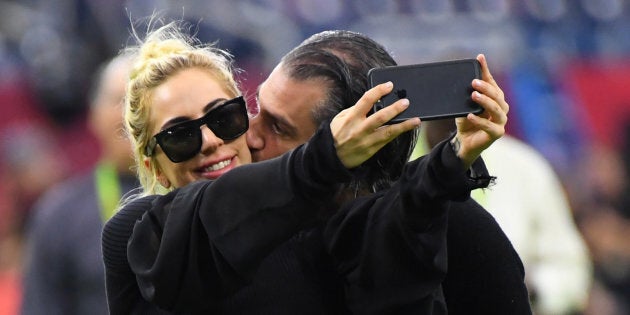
324,136,492,315
444,198,532,315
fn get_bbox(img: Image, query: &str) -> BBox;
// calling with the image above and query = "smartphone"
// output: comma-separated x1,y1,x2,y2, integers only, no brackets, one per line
368,58,483,122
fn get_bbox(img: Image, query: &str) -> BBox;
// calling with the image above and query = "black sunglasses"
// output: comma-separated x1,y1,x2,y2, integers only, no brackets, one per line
145,96,248,163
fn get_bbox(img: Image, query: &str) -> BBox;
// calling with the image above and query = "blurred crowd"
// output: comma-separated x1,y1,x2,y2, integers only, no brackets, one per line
1,0,629,314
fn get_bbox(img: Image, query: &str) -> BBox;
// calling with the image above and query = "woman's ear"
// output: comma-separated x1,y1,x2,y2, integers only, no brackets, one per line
157,173,171,189
144,158,171,189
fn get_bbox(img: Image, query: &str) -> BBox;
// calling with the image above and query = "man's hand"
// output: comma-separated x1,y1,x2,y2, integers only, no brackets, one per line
454,54,509,168
331,82,421,169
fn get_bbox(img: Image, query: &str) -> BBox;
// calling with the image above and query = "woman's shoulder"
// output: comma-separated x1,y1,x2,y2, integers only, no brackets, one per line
114,195,160,223
102,195,160,254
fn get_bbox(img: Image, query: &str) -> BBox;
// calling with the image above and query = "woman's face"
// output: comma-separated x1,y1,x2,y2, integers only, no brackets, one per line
147,67,251,188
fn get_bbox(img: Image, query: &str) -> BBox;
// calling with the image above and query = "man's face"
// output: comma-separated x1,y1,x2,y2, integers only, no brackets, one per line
89,60,134,173
247,64,327,162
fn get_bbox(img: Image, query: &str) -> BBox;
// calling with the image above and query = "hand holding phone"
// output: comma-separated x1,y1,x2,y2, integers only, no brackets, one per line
368,58,484,122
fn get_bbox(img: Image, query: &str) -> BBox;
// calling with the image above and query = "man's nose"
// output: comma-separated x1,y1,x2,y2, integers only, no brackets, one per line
246,117,264,151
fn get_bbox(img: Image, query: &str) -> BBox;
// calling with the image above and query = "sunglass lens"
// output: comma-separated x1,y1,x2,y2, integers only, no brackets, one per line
160,127,201,162
207,101,248,140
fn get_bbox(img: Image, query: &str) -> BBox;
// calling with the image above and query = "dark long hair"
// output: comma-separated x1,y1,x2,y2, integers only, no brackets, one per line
280,30,417,193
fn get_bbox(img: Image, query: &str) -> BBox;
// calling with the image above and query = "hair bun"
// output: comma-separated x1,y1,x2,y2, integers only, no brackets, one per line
140,38,187,61
131,37,189,80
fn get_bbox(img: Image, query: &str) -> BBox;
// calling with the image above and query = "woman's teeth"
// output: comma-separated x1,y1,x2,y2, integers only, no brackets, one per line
205,159,230,172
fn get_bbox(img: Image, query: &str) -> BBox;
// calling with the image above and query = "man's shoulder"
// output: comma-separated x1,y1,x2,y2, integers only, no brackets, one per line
41,171,94,201
29,172,96,222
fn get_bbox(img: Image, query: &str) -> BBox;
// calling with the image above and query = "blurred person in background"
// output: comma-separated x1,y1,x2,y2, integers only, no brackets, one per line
20,54,139,315
415,118,592,315
573,121,630,315
0,125,69,228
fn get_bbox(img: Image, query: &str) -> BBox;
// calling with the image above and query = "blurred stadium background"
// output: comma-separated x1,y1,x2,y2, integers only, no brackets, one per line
1,0,629,314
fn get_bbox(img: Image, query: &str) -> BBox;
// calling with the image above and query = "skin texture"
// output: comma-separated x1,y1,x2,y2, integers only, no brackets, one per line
146,67,252,188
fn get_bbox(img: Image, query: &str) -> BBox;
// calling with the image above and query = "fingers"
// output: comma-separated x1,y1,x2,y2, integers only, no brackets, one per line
346,118,421,167
367,98,416,128
375,117,421,143
331,81,421,169
353,81,420,131
472,54,509,121
471,89,507,125
450,55,508,166
364,116,421,157
477,54,497,87
466,112,505,139
469,90,507,143
352,81,394,117
472,79,508,113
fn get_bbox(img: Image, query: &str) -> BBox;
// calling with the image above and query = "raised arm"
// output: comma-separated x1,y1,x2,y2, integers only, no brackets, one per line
325,134,493,314
323,60,506,313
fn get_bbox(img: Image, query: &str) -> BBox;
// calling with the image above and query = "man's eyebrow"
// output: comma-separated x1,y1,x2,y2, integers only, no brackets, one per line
274,114,298,137
256,89,297,136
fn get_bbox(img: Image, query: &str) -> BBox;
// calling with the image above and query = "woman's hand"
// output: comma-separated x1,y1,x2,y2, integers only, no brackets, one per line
331,82,420,169
454,54,509,168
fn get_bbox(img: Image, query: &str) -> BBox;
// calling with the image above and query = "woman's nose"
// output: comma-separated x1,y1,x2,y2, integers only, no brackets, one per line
199,125,223,154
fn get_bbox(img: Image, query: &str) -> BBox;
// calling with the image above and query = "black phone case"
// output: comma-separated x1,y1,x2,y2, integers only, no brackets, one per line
368,58,483,122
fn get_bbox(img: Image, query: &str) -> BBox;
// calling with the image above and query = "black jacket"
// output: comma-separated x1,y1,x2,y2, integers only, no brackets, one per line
102,124,519,314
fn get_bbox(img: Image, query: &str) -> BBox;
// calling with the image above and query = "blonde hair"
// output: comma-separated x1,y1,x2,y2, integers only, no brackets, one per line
121,19,241,195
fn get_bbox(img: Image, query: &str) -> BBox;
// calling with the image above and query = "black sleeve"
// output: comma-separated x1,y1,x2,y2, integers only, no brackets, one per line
444,198,532,315
125,124,352,312
102,195,169,315
324,136,492,314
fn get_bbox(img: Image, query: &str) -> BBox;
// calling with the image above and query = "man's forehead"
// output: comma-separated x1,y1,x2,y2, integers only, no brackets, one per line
256,89,291,127
256,76,291,117
257,68,323,135
258,69,320,116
